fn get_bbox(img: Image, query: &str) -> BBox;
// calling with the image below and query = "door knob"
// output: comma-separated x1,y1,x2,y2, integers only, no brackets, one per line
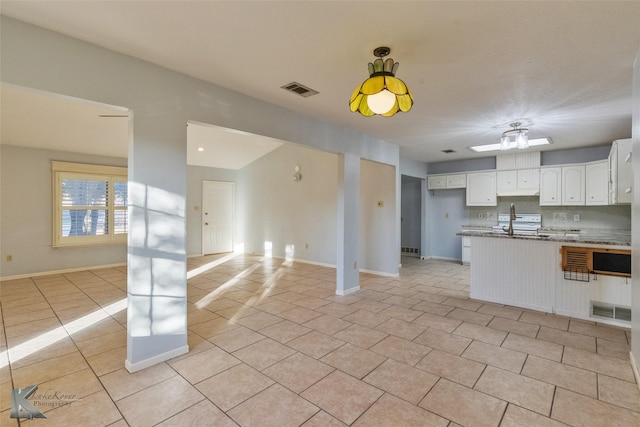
205,222,209,225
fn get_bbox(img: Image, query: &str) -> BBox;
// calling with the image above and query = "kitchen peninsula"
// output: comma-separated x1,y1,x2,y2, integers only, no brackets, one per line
458,229,631,326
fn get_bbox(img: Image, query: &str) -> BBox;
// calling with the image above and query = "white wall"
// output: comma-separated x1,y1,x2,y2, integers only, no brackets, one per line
0,145,127,277
428,189,470,260
1,145,404,276
237,143,338,265
360,160,397,274
631,46,640,379
400,155,427,178
186,165,238,257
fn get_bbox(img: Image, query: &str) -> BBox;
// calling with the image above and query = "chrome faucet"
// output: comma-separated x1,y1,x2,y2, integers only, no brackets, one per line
502,203,516,236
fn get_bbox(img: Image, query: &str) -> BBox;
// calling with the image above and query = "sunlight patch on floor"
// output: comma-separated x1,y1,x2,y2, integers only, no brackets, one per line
0,298,127,368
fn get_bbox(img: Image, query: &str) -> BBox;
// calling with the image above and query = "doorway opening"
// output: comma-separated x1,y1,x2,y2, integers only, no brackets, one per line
401,175,423,258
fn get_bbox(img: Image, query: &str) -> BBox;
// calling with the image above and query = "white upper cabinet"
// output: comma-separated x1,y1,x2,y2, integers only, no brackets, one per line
446,174,466,188
497,168,540,196
540,167,562,206
585,160,609,205
466,171,497,206
562,165,586,205
496,170,517,193
609,138,632,204
427,173,466,189
427,175,446,189
517,168,540,190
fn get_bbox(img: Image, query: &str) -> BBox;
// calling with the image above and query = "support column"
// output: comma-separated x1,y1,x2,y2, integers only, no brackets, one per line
126,114,189,372
336,153,360,295
420,178,428,259
395,166,402,269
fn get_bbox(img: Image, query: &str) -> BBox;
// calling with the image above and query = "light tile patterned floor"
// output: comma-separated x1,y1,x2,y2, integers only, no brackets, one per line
1,254,640,426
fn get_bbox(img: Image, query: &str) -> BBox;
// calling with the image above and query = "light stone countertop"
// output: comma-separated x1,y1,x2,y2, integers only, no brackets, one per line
457,228,630,246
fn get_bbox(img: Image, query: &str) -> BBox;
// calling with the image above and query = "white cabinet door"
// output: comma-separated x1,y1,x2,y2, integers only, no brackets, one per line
540,168,562,206
202,180,234,255
497,168,540,196
461,236,471,265
586,160,609,205
427,175,446,189
428,173,466,189
517,168,540,189
446,174,466,188
466,171,497,206
562,165,585,205
496,170,517,193
609,138,632,204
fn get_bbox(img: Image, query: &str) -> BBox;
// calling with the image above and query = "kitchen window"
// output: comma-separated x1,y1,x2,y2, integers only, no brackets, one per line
52,161,127,247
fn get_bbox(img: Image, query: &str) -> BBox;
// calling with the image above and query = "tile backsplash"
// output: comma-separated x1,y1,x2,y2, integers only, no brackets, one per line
468,196,631,230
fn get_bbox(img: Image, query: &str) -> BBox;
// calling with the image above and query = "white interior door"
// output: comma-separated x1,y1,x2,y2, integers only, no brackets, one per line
202,181,234,255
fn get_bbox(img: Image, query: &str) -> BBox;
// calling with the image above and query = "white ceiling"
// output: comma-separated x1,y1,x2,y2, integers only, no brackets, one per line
2,1,640,164
0,83,284,169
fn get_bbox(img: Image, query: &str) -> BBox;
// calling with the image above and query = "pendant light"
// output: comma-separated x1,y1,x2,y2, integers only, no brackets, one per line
349,47,414,117
500,122,529,150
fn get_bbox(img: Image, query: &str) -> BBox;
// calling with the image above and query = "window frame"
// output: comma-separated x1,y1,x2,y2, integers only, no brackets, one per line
52,161,128,247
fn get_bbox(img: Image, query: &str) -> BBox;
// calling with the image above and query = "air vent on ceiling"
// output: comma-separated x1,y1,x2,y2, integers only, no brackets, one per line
281,82,319,98
441,149,456,154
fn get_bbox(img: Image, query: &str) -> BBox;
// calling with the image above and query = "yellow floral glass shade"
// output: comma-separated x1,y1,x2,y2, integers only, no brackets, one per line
350,57,414,117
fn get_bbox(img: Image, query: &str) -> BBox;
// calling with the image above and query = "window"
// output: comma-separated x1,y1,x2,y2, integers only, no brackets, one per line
52,161,127,247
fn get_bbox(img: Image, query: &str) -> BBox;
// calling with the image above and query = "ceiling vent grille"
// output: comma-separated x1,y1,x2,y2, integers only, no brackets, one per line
281,82,319,98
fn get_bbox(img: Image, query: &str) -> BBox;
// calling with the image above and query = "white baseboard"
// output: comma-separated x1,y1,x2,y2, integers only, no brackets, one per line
429,256,463,263
336,286,360,296
359,268,399,278
469,293,553,313
1,262,127,282
290,257,336,269
631,351,640,395
125,345,189,373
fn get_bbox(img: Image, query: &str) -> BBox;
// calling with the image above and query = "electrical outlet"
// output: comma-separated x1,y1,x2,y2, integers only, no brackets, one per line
553,212,566,222
478,212,484,219
573,214,581,222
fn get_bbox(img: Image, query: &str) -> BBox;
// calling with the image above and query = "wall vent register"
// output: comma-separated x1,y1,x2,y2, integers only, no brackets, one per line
591,301,631,322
